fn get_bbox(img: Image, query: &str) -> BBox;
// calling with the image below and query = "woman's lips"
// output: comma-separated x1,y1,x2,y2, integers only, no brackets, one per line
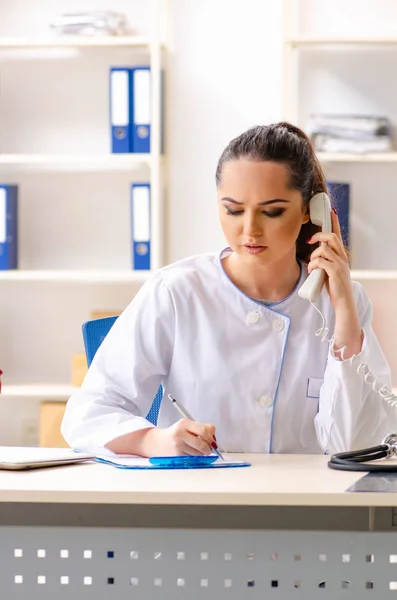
243,244,267,254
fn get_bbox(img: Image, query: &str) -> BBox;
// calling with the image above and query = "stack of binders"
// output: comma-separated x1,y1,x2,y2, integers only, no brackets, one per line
0,185,18,270
110,66,151,154
109,67,152,270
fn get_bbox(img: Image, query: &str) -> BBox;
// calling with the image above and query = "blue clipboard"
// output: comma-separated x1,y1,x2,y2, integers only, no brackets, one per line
149,455,218,468
95,454,250,470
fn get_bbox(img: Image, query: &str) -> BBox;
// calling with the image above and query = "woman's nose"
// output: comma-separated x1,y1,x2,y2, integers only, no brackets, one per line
243,214,262,237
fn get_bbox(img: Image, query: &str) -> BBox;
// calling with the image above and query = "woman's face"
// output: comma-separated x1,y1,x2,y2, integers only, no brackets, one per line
217,159,309,266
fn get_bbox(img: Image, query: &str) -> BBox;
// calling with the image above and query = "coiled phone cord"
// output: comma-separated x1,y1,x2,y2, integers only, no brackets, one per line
311,303,397,472
311,302,397,405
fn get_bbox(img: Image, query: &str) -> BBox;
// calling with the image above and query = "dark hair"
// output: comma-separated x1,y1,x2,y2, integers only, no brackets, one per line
215,122,329,263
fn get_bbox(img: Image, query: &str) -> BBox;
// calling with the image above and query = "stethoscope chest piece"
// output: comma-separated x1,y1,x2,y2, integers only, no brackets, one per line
382,433,397,458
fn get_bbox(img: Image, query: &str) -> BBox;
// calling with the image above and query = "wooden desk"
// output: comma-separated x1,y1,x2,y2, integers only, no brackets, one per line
0,454,396,599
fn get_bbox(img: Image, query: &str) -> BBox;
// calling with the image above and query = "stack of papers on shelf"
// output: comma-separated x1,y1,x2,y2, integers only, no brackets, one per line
96,454,251,470
49,11,127,36
309,114,393,153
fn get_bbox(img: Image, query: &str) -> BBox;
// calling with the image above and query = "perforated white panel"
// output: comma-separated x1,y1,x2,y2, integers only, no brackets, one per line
3,527,397,599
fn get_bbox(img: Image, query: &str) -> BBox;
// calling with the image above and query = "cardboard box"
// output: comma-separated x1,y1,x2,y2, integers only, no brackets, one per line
71,352,88,387
39,401,69,448
90,310,121,320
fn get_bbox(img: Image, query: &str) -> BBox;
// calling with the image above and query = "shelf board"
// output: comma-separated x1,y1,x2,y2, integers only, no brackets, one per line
2,269,397,284
351,270,397,281
4,383,397,402
0,35,152,49
286,36,397,47
0,153,151,170
317,152,397,163
0,270,152,283
2,384,78,399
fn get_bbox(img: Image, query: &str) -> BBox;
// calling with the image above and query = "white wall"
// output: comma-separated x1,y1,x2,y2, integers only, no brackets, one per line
167,0,284,260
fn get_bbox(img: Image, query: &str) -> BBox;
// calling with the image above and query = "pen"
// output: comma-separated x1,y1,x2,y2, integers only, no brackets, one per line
167,393,224,460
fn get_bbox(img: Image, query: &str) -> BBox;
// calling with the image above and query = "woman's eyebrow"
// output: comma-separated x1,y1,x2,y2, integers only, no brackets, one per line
220,197,290,206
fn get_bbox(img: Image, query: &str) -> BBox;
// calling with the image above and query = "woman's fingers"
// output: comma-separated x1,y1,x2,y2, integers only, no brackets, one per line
185,420,216,444
181,433,212,455
172,419,216,455
309,243,341,265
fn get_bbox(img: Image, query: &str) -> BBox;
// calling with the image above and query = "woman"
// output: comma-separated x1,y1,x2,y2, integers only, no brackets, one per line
62,122,396,456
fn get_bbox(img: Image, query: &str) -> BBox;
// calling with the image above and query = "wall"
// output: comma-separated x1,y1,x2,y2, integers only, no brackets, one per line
167,0,284,260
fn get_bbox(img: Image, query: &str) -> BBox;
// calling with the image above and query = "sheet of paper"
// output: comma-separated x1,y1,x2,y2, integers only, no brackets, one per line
0,446,94,463
347,473,397,492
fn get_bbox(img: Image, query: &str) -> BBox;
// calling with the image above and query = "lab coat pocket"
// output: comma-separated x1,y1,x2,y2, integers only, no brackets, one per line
300,378,323,448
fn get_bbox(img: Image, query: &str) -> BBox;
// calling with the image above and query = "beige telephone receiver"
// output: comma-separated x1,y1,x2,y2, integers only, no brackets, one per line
298,192,332,302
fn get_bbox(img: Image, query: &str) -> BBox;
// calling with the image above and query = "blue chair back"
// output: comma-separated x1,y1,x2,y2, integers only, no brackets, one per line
82,316,162,425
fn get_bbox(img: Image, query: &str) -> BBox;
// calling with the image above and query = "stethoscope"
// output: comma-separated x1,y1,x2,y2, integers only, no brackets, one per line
328,433,397,472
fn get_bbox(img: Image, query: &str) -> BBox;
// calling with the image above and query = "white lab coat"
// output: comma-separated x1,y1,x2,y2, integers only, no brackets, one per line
62,249,397,455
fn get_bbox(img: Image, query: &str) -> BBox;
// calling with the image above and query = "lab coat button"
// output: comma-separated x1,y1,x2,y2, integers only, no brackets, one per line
246,311,260,325
273,319,285,332
258,395,273,408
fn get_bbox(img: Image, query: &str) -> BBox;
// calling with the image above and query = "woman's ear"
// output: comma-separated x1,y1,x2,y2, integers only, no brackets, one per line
302,205,310,224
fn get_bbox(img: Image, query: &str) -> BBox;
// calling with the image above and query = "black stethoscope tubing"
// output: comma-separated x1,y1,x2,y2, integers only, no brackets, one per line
327,444,397,472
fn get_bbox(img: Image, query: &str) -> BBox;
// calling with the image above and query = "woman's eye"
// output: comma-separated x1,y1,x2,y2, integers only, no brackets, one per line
225,208,244,216
225,208,285,217
263,209,285,218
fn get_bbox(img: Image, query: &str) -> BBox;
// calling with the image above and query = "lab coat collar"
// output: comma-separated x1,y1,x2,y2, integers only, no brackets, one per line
217,247,306,312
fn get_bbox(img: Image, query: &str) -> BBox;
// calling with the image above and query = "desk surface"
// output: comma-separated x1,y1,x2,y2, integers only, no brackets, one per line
0,454,393,507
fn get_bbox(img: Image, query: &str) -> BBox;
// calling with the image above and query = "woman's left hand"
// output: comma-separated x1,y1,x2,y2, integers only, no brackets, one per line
307,208,363,358
307,208,353,311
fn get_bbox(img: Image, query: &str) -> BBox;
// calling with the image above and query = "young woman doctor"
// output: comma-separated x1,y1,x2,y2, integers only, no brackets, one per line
62,122,396,457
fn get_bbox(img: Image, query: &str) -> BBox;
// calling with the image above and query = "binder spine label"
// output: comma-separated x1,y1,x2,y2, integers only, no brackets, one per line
0,188,6,244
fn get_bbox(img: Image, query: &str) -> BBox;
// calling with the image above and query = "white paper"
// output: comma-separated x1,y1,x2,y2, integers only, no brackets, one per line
0,446,94,464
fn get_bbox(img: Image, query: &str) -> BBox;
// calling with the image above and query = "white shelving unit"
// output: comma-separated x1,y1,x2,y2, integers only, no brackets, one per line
0,153,152,170
318,152,397,164
0,35,153,49
282,0,397,277
282,8,397,156
3,269,395,285
282,0,397,384
350,271,397,281
285,35,397,46
0,1,168,444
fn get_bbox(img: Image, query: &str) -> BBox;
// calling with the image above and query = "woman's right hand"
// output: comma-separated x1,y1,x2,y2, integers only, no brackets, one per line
105,419,217,457
141,419,217,457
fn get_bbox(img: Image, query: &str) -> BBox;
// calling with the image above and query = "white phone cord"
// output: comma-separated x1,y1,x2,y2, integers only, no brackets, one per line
311,302,397,408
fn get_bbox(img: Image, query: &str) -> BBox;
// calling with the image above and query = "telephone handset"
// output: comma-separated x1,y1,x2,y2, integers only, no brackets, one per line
298,192,332,302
